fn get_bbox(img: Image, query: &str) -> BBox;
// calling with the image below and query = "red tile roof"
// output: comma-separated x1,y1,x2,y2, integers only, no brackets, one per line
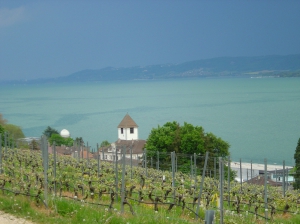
99,139,146,154
245,175,282,187
117,114,138,128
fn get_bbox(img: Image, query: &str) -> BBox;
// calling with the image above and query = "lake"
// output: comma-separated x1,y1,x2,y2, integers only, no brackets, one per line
0,77,299,165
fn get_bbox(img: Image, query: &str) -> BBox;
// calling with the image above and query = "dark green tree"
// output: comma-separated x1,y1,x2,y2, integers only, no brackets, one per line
3,124,25,142
74,137,84,146
146,121,231,175
43,126,59,138
100,140,110,147
293,138,300,189
48,134,73,146
0,124,5,147
29,139,40,150
0,113,7,126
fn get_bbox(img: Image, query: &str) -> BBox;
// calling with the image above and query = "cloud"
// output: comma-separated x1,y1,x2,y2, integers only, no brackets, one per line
0,7,26,27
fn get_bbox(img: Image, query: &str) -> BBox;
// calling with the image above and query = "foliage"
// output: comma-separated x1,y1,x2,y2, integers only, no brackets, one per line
0,124,5,147
0,124,14,148
43,126,59,138
0,149,299,224
0,114,25,147
0,113,7,125
3,123,25,140
48,133,73,146
0,149,300,224
293,138,300,189
100,140,110,147
29,139,40,150
74,137,84,146
146,121,230,174
277,70,300,77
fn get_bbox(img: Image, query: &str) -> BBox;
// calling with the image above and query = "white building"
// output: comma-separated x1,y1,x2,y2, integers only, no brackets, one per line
99,114,145,164
118,114,139,140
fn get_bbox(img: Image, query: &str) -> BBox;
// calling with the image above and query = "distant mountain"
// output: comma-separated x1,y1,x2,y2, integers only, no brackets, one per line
2,54,300,85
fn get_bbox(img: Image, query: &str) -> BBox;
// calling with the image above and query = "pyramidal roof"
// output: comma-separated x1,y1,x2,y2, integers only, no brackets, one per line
118,114,138,128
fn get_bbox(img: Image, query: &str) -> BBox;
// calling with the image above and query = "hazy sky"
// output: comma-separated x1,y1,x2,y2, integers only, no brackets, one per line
1,1,300,81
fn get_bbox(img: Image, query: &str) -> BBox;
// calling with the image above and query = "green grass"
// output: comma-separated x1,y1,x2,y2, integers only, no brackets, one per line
0,191,202,224
1,190,300,223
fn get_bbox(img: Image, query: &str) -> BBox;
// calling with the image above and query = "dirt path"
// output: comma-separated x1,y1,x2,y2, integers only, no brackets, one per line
0,211,34,224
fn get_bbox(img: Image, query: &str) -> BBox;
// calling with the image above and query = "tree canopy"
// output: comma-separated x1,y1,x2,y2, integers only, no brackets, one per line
146,121,229,156
294,138,300,189
29,139,40,150
145,121,230,174
0,113,7,126
43,126,59,138
4,124,25,140
0,124,5,147
48,133,73,146
0,114,25,147
100,140,110,147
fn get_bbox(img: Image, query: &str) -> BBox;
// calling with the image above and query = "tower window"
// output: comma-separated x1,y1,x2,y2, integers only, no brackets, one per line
121,128,123,134
130,128,134,134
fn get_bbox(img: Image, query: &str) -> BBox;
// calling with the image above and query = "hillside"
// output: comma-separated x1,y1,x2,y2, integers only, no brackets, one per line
2,54,300,85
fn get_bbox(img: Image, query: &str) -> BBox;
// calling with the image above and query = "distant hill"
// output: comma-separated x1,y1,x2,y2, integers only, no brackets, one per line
2,54,300,85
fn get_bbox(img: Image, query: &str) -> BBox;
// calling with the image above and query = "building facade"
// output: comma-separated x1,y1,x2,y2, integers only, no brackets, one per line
100,114,145,164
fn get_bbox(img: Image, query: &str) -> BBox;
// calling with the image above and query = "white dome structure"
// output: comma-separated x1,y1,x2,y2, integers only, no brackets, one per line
60,129,70,138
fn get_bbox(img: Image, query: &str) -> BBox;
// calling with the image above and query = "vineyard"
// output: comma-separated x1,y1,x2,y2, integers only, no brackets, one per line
0,142,300,223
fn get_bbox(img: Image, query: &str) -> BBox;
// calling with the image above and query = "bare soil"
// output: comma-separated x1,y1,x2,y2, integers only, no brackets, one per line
0,211,34,224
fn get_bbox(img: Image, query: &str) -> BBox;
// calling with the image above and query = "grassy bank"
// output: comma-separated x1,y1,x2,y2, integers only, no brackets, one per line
0,191,201,224
1,191,300,224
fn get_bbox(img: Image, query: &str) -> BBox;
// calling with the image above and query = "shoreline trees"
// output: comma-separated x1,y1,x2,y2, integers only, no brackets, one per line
293,138,300,189
145,121,231,175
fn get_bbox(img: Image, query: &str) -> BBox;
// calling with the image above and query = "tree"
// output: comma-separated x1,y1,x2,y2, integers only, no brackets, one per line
146,121,231,175
0,113,7,126
29,139,40,150
0,124,5,147
0,114,25,148
100,140,110,147
3,124,25,148
74,137,84,146
293,138,300,189
43,126,59,138
48,134,73,146
3,124,25,141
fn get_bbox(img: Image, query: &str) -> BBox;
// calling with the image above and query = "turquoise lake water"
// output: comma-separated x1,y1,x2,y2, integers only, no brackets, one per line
0,78,299,165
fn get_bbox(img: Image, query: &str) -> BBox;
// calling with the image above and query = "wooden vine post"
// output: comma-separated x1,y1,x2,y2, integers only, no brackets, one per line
264,158,268,221
115,145,118,200
283,160,286,197
130,146,133,179
219,157,224,224
196,151,209,220
53,142,57,196
227,156,231,207
171,151,176,203
97,143,100,177
5,132,7,154
239,158,242,191
121,146,126,213
156,151,159,170
0,134,2,174
41,135,49,208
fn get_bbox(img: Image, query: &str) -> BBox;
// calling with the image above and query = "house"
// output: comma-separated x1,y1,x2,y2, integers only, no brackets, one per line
245,175,281,187
268,169,294,185
231,162,293,183
48,145,94,159
99,114,146,164
245,169,294,189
